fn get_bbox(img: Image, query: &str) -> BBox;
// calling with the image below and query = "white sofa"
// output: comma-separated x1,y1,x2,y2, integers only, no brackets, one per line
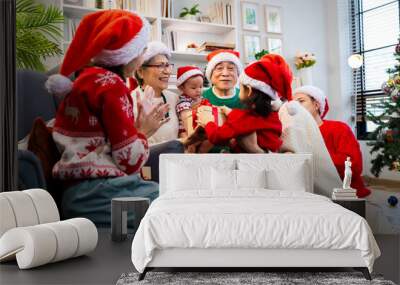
0,189,98,269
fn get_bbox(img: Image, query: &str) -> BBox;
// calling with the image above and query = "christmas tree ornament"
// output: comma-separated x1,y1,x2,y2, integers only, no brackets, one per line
388,195,398,207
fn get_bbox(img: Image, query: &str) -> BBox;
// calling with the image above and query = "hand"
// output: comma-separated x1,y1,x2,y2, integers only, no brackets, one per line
140,86,155,115
136,100,170,138
219,106,232,116
182,125,207,147
196,107,215,127
237,132,265,153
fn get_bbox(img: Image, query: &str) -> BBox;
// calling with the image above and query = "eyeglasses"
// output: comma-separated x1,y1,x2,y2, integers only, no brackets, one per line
142,63,174,70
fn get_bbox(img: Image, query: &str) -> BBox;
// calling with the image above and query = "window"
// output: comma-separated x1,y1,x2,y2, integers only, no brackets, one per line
350,0,399,139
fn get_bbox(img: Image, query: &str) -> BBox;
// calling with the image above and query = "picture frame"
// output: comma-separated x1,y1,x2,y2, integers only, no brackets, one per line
266,36,283,55
265,5,282,34
64,0,84,6
241,2,260,31
243,34,261,63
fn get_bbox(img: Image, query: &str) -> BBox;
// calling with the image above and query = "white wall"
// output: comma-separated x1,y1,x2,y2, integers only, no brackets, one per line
237,0,329,97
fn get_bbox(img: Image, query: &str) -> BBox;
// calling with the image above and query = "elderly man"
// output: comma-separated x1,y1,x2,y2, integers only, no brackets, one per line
202,49,244,109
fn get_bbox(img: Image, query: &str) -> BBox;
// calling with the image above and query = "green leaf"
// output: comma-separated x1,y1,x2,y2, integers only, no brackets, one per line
16,0,63,71
189,4,200,15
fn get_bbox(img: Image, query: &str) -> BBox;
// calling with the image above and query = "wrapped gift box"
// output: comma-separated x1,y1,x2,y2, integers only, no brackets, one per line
182,99,226,135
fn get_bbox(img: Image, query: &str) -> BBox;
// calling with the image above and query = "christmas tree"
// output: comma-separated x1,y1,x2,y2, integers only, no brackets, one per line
367,38,400,177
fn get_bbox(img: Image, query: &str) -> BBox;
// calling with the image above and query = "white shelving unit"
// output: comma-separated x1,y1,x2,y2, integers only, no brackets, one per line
54,0,240,92
160,17,235,34
171,51,207,62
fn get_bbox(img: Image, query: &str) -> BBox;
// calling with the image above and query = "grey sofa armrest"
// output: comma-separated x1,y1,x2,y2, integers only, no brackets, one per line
18,149,46,190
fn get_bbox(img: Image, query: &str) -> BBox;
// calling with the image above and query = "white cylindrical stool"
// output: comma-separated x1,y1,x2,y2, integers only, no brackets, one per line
111,197,149,242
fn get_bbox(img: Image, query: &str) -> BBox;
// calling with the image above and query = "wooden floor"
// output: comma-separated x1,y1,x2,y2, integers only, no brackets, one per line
0,231,398,285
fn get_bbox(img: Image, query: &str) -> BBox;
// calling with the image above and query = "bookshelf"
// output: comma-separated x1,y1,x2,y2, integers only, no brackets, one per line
160,17,235,34
55,0,239,91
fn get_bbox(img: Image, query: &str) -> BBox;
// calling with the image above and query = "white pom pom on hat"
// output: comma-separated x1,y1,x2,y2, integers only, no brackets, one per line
45,74,73,98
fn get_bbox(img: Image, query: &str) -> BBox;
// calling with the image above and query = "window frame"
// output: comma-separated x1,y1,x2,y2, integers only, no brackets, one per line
350,0,400,139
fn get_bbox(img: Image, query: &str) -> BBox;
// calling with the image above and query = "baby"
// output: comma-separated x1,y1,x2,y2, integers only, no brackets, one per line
175,66,204,138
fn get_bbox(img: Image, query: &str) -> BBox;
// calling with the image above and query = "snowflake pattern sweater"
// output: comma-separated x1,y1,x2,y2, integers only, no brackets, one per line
52,67,149,180
319,120,371,197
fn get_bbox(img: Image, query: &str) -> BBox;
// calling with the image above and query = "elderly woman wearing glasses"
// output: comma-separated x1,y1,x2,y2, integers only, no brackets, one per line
132,41,179,145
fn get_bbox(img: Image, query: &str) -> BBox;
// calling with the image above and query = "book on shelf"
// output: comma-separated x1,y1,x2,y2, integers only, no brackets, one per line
161,0,174,18
208,1,233,25
332,192,357,197
135,0,160,17
333,188,357,194
162,28,178,51
332,190,358,200
196,42,235,52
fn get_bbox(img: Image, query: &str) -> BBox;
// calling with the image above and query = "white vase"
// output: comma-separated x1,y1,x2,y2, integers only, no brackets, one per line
299,67,313,86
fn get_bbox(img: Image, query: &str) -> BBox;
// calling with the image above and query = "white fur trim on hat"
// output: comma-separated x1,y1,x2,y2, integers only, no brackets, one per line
205,52,242,80
176,69,203,86
92,16,150,66
239,72,282,111
293,85,325,115
45,74,73,98
142,41,171,63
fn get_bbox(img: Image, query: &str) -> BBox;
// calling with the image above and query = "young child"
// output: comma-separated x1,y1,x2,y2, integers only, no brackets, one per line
196,54,293,153
175,66,204,138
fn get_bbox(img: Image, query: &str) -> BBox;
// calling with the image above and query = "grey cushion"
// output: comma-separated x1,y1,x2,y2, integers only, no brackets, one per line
17,70,60,140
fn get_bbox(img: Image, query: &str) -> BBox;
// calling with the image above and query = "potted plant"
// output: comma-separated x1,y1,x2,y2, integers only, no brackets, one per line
254,49,269,60
16,0,64,71
179,4,201,21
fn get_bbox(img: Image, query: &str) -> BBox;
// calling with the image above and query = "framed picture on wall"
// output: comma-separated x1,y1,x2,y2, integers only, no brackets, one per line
266,36,283,55
243,35,261,63
241,2,260,31
265,5,282,34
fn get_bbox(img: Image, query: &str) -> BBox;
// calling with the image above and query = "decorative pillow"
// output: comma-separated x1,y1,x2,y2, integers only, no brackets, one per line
211,168,236,190
238,158,310,192
266,162,308,191
236,169,268,189
167,162,211,191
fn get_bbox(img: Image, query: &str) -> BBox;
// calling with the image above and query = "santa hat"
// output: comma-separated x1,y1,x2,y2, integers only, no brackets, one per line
142,41,171,63
239,54,293,111
45,10,150,97
293,85,329,118
176,66,203,87
205,49,242,80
